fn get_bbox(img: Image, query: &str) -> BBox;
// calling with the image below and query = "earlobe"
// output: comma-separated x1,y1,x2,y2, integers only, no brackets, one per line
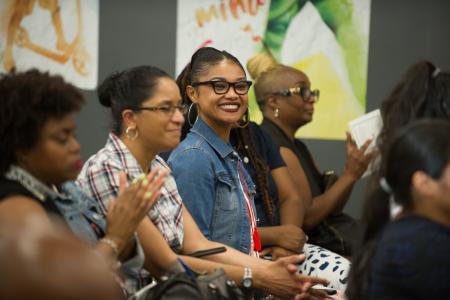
266,95,278,109
186,85,198,103
412,171,435,197
122,109,136,129
122,109,135,125
265,96,280,115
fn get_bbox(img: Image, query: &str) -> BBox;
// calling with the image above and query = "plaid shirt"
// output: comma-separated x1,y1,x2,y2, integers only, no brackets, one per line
77,133,184,293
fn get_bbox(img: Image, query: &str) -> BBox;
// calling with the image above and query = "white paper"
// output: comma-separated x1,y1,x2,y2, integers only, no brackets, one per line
348,109,382,177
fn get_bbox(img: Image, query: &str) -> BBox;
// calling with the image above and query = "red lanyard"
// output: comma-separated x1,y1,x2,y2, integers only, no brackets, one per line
237,161,261,253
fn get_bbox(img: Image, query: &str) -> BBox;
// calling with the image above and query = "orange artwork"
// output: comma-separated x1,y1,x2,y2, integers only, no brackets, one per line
3,0,89,76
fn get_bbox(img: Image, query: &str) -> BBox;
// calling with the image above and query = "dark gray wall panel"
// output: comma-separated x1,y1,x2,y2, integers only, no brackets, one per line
76,0,450,218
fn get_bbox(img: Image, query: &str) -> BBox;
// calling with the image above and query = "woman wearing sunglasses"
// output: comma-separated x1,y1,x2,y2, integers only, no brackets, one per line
247,53,374,257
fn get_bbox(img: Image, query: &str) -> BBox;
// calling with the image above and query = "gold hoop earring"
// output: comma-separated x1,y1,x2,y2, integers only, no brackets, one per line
274,108,280,118
125,126,138,140
236,108,250,128
187,103,198,127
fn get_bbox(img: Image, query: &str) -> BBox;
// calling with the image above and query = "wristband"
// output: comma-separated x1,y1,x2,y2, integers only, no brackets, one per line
99,237,120,258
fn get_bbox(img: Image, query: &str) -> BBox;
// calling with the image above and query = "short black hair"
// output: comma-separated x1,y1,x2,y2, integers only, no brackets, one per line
0,69,85,174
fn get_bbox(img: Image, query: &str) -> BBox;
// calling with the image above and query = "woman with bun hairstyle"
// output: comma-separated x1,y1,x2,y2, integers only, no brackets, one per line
247,52,374,256
0,69,166,297
78,64,330,299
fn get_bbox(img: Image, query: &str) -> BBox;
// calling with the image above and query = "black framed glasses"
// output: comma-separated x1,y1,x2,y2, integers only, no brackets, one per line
274,86,320,103
191,80,252,95
135,103,188,116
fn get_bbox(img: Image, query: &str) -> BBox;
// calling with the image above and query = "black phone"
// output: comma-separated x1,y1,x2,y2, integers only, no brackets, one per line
188,246,227,258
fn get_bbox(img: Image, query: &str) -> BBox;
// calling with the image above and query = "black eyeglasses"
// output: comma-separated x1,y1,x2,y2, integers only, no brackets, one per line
135,104,188,115
191,80,252,95
274,86,320,103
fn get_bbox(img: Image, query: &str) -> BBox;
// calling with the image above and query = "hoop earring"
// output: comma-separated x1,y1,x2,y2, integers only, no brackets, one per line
274,108,280,118
236,108,250,128
187,103,198,127
125,126,138,140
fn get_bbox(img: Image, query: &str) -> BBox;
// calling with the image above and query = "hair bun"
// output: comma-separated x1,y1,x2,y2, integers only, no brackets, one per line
246,52,277,80
97,71,123,107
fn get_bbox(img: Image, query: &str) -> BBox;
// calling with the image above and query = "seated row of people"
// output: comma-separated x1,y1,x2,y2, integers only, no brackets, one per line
0,64,329,299
0,47,449,300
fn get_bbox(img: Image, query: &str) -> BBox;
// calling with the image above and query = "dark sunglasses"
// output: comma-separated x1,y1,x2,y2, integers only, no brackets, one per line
191,80,252,95
274,86,320,103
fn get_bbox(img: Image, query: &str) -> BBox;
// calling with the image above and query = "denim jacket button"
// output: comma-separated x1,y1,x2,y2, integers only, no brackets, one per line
92,213,102,220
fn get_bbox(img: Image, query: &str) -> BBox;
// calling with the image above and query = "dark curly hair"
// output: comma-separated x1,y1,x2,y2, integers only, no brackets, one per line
0,69,84,174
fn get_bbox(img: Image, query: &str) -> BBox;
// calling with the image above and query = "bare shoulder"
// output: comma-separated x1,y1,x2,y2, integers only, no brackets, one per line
280,147,302,169
0,195,48,219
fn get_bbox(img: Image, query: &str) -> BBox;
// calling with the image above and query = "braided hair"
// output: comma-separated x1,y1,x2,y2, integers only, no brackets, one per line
232,125,275,225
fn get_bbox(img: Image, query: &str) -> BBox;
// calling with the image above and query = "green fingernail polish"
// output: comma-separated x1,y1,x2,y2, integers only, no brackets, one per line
142,178,149,186
144,191,153,199
132,178,138,184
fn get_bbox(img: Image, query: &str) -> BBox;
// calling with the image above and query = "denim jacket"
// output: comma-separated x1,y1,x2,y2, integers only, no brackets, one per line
60,184,145,293
168,118,256,254
4,166,145,294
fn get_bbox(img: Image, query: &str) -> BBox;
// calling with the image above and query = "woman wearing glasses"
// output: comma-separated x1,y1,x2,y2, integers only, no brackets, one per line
170,47,258,256
78,64,329,299
247,53,374,256
0,69,168,297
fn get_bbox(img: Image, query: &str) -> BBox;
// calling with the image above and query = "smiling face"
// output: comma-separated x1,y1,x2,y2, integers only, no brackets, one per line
187,60,249,136
18,114,82,186
133,77,185,153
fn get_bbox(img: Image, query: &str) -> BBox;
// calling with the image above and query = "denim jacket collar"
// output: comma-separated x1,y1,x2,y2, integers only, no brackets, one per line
5,165,70,203
191,118,235,159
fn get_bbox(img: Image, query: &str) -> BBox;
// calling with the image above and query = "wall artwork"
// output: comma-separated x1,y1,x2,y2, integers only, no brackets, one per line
177,0,371,140
0,0,99,90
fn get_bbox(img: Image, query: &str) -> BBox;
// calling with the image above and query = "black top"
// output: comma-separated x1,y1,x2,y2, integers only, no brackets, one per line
0,177,61,216
231,122,285,226
367,214,450,299
261,118,323,197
